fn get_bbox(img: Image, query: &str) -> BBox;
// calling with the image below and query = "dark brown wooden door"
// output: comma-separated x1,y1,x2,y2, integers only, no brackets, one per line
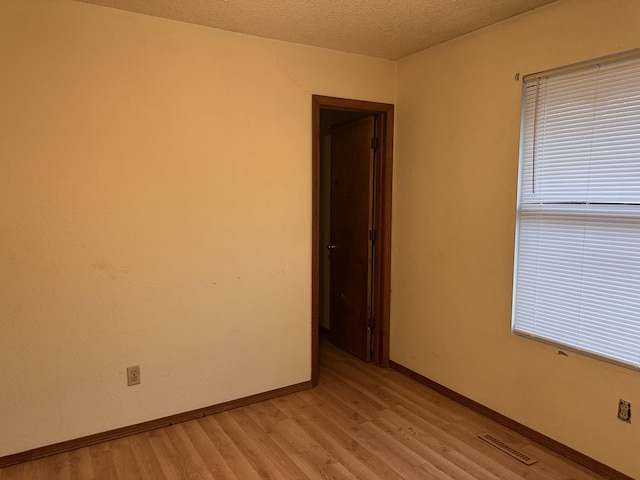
329,115,376,361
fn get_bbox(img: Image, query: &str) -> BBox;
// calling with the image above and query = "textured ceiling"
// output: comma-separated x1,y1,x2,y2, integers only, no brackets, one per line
76,0,557,60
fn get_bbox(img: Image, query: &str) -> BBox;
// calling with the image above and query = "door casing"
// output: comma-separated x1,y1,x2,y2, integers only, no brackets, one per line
311,95,394,386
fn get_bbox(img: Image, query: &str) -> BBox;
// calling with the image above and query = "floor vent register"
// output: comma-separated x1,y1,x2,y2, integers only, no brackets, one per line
478,433,538,466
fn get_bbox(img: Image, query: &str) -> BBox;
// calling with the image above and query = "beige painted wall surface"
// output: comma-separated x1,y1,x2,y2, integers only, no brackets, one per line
392,0,640,477
0,0,395,456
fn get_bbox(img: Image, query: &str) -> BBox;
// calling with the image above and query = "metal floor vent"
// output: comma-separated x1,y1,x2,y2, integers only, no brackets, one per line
478,433,538,466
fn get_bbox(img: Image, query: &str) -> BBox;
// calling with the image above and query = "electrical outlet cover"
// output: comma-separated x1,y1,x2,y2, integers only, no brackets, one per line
617,399,631,423
127,365,141,386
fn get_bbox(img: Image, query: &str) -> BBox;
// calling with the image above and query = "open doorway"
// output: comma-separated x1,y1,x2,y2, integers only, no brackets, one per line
311,96,394,386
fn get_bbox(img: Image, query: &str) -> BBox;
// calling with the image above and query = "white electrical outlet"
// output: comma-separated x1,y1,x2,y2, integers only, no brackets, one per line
127,365,141,386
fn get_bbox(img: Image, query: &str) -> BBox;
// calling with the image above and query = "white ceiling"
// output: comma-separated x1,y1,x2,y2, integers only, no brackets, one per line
76,0,557,60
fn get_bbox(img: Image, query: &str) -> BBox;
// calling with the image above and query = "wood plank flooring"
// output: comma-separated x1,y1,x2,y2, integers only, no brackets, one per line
0,336,607,479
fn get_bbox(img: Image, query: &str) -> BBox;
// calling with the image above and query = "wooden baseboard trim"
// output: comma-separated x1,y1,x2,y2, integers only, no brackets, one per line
0,380,312,469
389,361,631,480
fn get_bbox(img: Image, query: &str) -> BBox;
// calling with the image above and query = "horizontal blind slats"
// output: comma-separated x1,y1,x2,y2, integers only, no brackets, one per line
514,52,640,369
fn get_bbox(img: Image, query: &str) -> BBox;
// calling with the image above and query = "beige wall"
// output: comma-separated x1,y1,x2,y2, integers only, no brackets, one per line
0,0,395,456
392,0,640,477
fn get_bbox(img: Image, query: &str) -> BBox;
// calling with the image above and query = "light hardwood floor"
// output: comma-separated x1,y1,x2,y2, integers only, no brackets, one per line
0,336,607,479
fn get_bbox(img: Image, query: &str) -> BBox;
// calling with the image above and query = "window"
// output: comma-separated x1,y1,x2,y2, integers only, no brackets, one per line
512,51,640,370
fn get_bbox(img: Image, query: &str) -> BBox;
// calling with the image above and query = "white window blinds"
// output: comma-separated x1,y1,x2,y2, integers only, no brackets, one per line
512,52,640,370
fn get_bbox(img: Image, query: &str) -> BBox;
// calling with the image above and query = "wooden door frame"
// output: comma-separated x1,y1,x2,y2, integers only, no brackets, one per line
312,95,394,386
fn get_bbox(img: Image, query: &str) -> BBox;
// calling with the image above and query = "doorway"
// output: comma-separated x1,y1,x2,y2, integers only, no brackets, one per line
311,96,394,386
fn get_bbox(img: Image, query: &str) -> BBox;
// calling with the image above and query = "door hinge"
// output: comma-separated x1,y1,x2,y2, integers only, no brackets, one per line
369,228,377,242
371,136,379,151
367,317,376,329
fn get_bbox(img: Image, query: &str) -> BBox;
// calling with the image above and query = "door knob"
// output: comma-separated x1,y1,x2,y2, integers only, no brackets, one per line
327,244,336,250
